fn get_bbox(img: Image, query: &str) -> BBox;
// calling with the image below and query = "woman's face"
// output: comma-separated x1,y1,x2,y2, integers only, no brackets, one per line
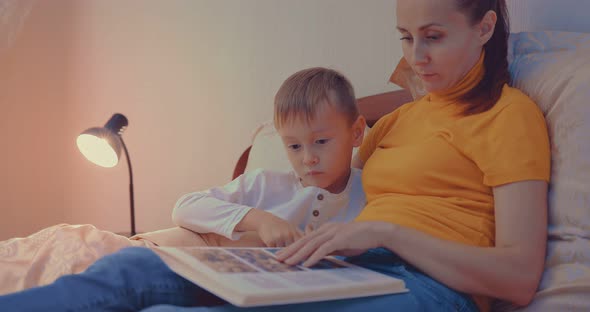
396,0,486,93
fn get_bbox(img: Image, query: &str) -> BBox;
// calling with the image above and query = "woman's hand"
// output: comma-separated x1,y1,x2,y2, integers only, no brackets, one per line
276,221,395,267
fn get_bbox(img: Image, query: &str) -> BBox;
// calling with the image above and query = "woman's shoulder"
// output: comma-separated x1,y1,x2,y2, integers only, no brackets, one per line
491,84,543,117
461,84,544,126
453,84,547,141
373,98,419,127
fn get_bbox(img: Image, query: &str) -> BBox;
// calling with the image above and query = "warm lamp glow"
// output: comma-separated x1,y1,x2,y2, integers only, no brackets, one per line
76,134,119,168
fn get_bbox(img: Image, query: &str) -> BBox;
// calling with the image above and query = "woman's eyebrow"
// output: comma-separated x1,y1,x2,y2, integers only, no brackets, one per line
396,23,444,32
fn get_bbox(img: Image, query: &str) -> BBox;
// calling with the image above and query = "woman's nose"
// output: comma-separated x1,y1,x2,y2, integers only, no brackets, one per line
412,41,430,65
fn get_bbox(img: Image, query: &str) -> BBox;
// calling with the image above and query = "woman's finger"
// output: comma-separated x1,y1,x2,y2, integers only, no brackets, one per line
303,238,338,267
293,231,303,242
276,229,322,260
277,223,338,260
283,226,339,265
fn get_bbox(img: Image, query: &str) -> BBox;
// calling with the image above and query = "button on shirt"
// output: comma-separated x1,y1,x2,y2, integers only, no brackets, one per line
173,168,366,240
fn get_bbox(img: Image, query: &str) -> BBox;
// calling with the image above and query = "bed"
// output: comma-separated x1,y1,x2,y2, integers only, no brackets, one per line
1,2,588,311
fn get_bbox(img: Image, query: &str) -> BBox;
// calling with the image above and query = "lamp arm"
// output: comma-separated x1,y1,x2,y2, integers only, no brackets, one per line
119,136,136,236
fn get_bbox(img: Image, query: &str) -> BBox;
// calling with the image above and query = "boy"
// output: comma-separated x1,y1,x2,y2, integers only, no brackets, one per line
168,66,367,248
0,67,369,311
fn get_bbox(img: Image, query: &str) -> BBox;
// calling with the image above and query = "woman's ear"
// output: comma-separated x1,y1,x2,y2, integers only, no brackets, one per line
479,10,497,45
352,115,366,147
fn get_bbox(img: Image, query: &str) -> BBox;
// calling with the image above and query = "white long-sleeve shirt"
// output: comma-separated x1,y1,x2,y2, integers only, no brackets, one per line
172,168,366,240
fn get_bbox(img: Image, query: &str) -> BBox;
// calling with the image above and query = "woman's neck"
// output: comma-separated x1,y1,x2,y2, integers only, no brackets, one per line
428,50,485,103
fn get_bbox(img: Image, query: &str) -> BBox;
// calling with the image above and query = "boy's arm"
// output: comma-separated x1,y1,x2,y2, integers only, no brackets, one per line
172,170,265,240
235,207,304,247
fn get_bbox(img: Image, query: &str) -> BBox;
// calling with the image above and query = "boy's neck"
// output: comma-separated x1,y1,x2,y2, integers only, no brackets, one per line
324,168,352,194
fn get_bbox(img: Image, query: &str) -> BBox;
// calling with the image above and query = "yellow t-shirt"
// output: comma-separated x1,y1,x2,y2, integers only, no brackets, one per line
356,55,550,311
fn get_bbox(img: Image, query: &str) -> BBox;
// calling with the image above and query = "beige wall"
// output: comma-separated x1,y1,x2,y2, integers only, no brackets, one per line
0,0,76,239
0,0,402,240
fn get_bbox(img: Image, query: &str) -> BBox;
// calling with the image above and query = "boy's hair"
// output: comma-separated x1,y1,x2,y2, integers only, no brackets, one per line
274,67,359,128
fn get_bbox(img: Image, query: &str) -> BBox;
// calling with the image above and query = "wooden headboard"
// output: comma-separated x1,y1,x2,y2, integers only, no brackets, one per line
232,89,413,179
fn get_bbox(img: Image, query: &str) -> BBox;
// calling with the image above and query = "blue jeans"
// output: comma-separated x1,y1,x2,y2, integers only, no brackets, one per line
0,247,479,312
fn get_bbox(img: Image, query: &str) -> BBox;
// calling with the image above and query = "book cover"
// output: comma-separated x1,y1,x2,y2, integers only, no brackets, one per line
151,246,408,307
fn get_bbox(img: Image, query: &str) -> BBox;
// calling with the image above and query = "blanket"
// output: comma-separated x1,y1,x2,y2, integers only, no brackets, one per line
0,224,153,295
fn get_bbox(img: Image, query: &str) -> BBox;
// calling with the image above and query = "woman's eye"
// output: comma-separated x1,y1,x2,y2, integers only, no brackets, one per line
400,36,412,41
316,139,329,145
426,35,441,41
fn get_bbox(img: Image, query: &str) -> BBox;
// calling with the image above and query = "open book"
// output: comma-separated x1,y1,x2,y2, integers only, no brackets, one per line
151,246,408,307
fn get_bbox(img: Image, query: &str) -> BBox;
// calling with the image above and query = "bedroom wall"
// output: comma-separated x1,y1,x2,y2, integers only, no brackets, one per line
0,0,76,240
0,0,402,239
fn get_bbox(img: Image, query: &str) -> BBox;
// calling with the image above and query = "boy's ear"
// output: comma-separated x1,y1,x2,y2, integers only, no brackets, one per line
352,115,366,147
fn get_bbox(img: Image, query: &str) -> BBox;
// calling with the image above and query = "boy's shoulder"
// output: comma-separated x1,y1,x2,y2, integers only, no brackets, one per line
349,168,365,193
350,167,363,180
240,168,299,185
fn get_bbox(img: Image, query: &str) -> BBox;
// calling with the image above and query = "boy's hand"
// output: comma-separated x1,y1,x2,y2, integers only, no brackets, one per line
256,213,304,247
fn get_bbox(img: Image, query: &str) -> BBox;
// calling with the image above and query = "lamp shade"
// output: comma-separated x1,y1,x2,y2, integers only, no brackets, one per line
76,113,128,168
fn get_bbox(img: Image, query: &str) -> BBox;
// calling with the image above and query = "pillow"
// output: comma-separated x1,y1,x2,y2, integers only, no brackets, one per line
244,120,292,173
501,31,590,311
389,57,427,100
245,120,369,174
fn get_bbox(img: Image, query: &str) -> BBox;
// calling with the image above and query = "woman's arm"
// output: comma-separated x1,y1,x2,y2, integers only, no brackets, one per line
381,180,547,305
277,180,547,306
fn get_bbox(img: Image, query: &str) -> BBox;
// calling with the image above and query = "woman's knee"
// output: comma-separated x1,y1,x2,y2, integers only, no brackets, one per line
86,246,163,275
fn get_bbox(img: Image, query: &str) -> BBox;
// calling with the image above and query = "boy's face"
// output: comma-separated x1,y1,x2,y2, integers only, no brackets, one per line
277,103,365,193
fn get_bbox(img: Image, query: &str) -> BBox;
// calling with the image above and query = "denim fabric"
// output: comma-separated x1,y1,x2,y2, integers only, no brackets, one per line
140,248,479,312
0,247,221,311
0,247,479,312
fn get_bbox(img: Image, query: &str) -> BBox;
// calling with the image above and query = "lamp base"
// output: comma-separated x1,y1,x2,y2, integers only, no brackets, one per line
115,231,138,238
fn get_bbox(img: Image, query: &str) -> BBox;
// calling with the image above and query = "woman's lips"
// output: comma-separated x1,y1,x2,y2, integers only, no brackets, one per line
418,73,438,81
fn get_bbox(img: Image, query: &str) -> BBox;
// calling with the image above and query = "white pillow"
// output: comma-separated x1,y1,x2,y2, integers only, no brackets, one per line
245,120,369,174
499,31,590,311
245,120,292,173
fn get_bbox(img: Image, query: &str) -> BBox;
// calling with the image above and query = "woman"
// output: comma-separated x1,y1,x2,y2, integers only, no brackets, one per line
0,0,549,311
276,0,549,311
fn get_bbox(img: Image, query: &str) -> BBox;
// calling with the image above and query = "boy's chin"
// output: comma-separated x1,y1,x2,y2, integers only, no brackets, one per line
299,177,328,189
300,180,322,188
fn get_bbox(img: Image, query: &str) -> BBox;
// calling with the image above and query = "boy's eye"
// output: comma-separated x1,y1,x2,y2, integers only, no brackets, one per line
426,35,440,41
400,36,412,41
288,144,301,151
315,139,329,145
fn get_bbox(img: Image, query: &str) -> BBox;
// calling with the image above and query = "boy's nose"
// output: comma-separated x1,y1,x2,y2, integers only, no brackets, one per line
303,153,319,166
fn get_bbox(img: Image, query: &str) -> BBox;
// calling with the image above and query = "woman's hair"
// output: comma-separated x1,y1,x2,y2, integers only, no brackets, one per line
456,0,510,115
274,67,359,129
